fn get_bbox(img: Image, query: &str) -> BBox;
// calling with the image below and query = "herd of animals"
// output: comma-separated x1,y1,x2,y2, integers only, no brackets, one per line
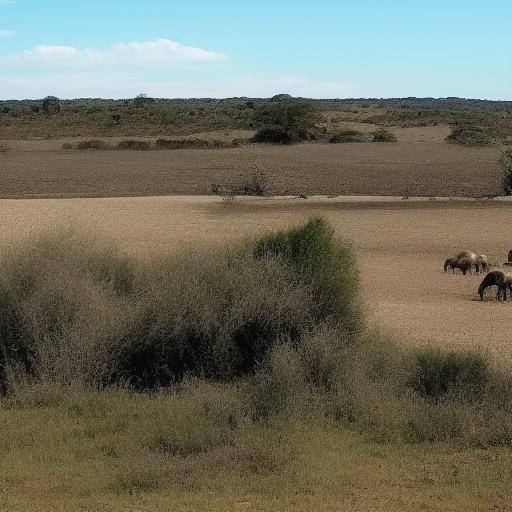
444,250,512,301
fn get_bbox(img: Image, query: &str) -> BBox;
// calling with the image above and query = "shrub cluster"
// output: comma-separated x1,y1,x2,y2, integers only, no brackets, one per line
64,138,243,151
446,126,495,147
0,219,358,391
372,129,398,143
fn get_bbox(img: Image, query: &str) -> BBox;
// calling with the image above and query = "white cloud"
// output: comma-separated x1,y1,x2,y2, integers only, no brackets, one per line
0,1,16,4
0,29,14,37
5,38,227,67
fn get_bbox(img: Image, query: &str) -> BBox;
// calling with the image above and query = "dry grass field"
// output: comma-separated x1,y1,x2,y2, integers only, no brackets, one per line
0,126,504,198
1,194,511,365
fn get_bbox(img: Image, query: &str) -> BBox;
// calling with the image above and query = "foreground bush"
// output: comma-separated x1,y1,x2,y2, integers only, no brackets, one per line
0,219,359,391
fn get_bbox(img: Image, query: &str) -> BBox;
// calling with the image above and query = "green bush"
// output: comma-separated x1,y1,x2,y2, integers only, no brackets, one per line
372,129,398,143
446,126,494,147
409,348,490,400
254,217,362,331
252,127,292,144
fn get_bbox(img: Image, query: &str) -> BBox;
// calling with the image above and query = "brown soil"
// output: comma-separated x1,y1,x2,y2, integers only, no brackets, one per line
0,134,502,198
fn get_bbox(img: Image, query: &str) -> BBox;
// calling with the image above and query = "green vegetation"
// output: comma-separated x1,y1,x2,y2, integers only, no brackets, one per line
446,126,495,147
252,99,319,144
2,219,512,509
501,149,512,195
2,95,512,142
372,128,398,142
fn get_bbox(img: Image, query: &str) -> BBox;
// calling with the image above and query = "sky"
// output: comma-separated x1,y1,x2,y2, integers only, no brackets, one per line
0,0,511,100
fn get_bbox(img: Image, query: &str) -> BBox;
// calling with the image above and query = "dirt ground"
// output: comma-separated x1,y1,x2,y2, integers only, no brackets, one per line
0,131,503,198
1,195,511,365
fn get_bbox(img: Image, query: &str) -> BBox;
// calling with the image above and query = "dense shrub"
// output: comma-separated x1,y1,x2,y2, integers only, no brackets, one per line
0,220,360,391
254,218,362,331
446,126,494,147
372,129,398,143
252,127,292,144
329,130,367,143
409,349,490,400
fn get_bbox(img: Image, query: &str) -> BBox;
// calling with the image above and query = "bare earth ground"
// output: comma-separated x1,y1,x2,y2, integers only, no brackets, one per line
0,128,503,198
2,194,512,365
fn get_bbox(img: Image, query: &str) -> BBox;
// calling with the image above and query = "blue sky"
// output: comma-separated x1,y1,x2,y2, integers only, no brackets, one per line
0,0,511,99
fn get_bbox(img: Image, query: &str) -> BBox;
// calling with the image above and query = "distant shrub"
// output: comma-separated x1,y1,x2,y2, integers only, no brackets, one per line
77,140,110,150
446,126,494,147
62,143,73,150
117,140,151,150
0,144,9,153
41,96,61,116
372,129,398,143
329,130,367,143
209,172,267,203
252,127,292,144
500,149,512,195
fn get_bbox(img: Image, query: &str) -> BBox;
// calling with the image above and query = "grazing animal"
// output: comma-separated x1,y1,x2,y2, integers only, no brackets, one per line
444,258,458,273
444,256,473,275
478,270,512,301
455,251,488,273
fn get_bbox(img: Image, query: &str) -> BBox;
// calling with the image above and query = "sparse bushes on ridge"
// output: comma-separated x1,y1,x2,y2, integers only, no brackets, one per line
372,129,398,143
446,126,495,147
329,130,368,143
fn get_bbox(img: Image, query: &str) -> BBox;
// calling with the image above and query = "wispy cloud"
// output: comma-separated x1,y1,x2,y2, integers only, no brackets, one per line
0,29,14,37
5,38,227,67
0,1,16,4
